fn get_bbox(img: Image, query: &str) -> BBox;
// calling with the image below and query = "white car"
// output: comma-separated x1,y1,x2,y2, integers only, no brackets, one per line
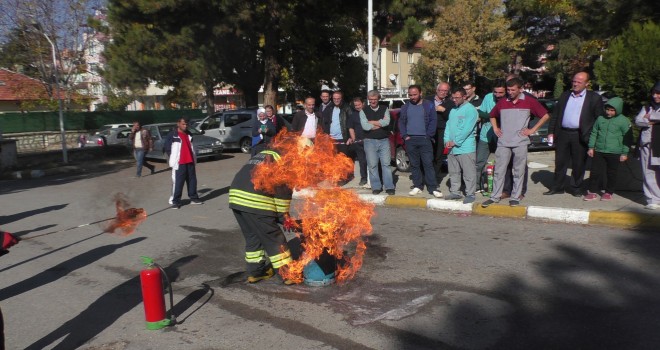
95,123,132,135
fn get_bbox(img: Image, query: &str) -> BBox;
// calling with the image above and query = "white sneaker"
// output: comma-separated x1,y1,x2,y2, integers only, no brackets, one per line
432,190,443,198
409,187,422,196
645,203,660,210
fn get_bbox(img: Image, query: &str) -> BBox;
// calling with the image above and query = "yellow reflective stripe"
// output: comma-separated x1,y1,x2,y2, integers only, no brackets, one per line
230,197,277,211
260,150,281,162
269,250,292,268
229,189,291,212
245,250,265,258
246,256,265,263
245,250,266,263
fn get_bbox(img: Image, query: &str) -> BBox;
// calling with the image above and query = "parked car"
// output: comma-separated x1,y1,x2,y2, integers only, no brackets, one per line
142,123,223,161
95,123,132,135
528,99,557,151
86,127,132,147
196,108,291,153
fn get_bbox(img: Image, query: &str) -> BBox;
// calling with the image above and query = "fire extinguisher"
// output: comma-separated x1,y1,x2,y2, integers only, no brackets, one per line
140,256,175,330
484,161,495,196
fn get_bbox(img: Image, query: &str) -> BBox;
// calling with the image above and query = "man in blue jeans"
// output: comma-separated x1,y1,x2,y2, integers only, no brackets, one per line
398,85,443,198
129,121,155,177
360,90,395,195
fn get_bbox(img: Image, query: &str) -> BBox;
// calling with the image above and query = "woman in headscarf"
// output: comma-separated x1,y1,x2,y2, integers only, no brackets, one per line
635,81,660,210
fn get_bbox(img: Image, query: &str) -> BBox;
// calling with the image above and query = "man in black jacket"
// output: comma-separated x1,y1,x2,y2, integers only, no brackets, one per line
321,90,353,158
425,82,454,180
545,72,604,196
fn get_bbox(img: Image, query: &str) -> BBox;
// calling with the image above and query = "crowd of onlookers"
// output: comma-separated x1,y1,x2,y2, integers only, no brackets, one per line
251,74,660,210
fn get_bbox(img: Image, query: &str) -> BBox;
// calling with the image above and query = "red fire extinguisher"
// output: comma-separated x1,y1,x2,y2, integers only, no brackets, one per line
140,256,175,330
484,161,495,196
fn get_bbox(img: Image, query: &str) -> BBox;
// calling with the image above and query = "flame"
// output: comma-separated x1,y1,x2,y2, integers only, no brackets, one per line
252,130,375,284
104,193,147,236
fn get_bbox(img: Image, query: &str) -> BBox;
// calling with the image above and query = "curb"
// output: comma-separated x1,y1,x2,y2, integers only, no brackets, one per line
292,190,660,230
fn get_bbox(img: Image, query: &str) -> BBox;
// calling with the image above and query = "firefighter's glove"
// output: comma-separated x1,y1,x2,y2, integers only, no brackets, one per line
2,231,20,251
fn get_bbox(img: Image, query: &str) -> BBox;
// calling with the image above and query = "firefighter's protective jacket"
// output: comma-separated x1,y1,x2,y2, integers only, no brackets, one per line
228,150,292,220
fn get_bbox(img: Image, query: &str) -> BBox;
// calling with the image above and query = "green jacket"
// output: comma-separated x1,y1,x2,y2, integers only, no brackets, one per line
588,97,632,155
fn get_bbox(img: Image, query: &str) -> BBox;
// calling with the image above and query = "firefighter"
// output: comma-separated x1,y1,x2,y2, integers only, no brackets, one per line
229,148,294,283
1,230,20,349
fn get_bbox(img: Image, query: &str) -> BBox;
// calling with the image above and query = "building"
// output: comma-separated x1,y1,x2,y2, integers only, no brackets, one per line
374,35,423,99
0,68,69,113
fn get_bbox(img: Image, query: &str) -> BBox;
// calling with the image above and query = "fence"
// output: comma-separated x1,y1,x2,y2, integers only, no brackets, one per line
0,109,206,133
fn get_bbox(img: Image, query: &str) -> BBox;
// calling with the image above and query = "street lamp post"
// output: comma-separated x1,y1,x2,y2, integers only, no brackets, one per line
33,24,68,163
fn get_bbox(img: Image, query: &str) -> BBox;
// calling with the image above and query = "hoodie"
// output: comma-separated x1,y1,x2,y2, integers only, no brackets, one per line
588,97,632,154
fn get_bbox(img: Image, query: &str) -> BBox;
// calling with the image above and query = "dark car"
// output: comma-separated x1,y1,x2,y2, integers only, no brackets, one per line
142,123,224,161
528,99,557,151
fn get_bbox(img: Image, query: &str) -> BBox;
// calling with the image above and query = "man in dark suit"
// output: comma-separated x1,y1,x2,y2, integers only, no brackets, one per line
544,72,604,196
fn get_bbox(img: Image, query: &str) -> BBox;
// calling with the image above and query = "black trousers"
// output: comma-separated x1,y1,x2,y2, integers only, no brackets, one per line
350,141,367,181
233,210,288,274
172,163,199,205
589,152,621,194
553,129,588,192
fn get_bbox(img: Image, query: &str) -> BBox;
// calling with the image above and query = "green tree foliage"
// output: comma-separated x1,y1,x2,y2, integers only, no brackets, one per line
505,0,659,87
103,0,366,110
420,0,524,85
594,21,660,110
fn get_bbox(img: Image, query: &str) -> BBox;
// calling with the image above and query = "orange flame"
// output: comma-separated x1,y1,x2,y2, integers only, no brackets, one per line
252,130,375,284
104,193,147,236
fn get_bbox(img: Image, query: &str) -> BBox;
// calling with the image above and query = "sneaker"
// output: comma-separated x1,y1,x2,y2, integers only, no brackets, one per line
481,199,498,208
501,192,510,199
247,267,275,283
191,200,204,205
645,203,660,210
509,199,520,207
358,179,368,186
445,193,462,200
600,193,613,201
432,190,443,198
409,187,422,196
386,189,395,195
463,195,475,204
583,192,598,201
170,204,180,210
372,189,382,195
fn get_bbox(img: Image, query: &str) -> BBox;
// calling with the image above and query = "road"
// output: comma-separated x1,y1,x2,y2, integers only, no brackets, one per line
1,152,660,349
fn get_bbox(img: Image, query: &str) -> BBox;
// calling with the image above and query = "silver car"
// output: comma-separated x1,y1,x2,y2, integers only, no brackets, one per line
143,123,224,161
86,127,132,147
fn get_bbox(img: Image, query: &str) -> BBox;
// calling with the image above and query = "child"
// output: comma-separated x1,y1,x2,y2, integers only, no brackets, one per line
584,97,632,201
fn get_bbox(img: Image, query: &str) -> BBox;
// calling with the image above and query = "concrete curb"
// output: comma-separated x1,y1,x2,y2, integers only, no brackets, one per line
292,190,660,230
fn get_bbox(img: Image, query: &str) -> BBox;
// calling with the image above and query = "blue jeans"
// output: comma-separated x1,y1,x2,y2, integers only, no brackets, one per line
364,138,394,191
406,136,438,192
133,148,154,177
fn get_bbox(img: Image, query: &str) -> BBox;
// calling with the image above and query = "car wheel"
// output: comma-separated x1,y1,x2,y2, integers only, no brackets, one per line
240,137,252,154
396,147,410,172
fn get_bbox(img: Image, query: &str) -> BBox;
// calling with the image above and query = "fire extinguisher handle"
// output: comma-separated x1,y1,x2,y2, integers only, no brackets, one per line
154,262,176,324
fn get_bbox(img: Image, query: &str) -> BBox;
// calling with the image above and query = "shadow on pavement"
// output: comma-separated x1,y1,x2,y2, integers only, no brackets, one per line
24,255,197,350
0,204,68,225
171,283,214,325
417,228,660,349
0,237,146,301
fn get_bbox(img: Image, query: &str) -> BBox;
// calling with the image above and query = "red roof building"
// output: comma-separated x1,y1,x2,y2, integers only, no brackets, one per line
0,68,67,113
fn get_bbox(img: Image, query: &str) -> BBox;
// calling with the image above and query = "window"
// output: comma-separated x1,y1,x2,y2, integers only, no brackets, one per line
408,52,414,63
88,41,96,56
408,75,414,86
392,52,399,63
225,113,250,127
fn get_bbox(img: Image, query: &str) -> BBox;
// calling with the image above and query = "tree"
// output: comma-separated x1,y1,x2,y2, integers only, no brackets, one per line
0,0,104,110
420,0,524,86
594,21,660,111
505,0,660,91
103,0,367,112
